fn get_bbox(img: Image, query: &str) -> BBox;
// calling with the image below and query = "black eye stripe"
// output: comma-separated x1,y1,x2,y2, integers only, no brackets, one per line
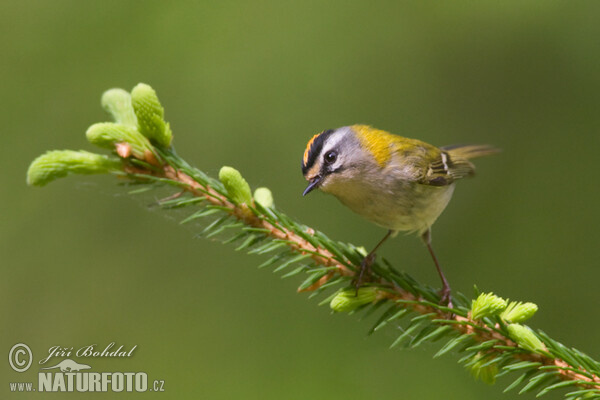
301,129,334,175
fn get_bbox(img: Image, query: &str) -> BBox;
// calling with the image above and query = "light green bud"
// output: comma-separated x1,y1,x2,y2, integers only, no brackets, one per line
86,122,153,159
131,83,172,147
253,187,273,208
471,292,508,320
355,246,368,257
330,287,379,313
507,324,545,353
101,88,138,128
27,150,121,187
468,353,498,385
219,166,253,206
501,301,538,323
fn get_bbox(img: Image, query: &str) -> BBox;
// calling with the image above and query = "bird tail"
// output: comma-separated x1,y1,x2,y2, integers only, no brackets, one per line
442,144,500,160
441,144,500,180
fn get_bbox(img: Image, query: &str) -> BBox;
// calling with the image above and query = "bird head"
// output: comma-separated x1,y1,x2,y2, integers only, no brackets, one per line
301,125,390,196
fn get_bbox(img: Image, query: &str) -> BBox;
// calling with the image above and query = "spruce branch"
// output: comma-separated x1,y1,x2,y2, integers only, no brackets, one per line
26,84,600,399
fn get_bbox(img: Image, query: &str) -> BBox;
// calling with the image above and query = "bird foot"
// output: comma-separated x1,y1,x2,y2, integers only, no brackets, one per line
438,285,453,309
352,253,376,295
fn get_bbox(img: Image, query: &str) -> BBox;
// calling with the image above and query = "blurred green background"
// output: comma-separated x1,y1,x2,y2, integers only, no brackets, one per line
2,1,599,399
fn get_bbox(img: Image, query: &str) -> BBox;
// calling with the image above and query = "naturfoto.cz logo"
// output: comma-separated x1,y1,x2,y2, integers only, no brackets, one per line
8,343,165,393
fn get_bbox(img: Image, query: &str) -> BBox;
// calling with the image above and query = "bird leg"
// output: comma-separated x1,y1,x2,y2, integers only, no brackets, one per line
353,230,393,294
421,230,453,308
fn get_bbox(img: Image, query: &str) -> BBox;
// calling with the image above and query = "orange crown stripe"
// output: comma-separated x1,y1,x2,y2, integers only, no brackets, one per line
303,133,320,165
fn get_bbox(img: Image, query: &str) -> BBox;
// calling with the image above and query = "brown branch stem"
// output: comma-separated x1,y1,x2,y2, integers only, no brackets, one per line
124,160,600,391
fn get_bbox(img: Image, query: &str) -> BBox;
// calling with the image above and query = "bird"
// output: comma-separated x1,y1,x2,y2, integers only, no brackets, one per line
301,125,498,306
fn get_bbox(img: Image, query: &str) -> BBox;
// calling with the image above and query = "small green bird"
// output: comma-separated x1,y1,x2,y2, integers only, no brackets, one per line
301,125,498,306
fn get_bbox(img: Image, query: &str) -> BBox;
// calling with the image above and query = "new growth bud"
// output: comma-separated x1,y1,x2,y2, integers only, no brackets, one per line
501,301,538,323
101,88,138,128
219,166,253,206
330,287,380,313
253,187,274,208
507,324,546,354
27,150,121,187
468,353,499,385
470,292,508,320
86,122,154,159
131,83,172,147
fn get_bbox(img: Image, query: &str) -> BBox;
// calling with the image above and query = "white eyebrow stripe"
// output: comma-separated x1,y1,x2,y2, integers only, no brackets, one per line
320,129,346,155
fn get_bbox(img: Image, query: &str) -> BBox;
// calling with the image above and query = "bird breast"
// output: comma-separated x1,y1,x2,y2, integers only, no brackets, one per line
323,168,455,234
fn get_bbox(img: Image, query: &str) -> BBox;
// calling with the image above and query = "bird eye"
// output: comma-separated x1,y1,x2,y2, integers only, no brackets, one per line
324,150,337,165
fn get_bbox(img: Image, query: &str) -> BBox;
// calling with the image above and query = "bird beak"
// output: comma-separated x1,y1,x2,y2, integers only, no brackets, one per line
302,175,322,196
